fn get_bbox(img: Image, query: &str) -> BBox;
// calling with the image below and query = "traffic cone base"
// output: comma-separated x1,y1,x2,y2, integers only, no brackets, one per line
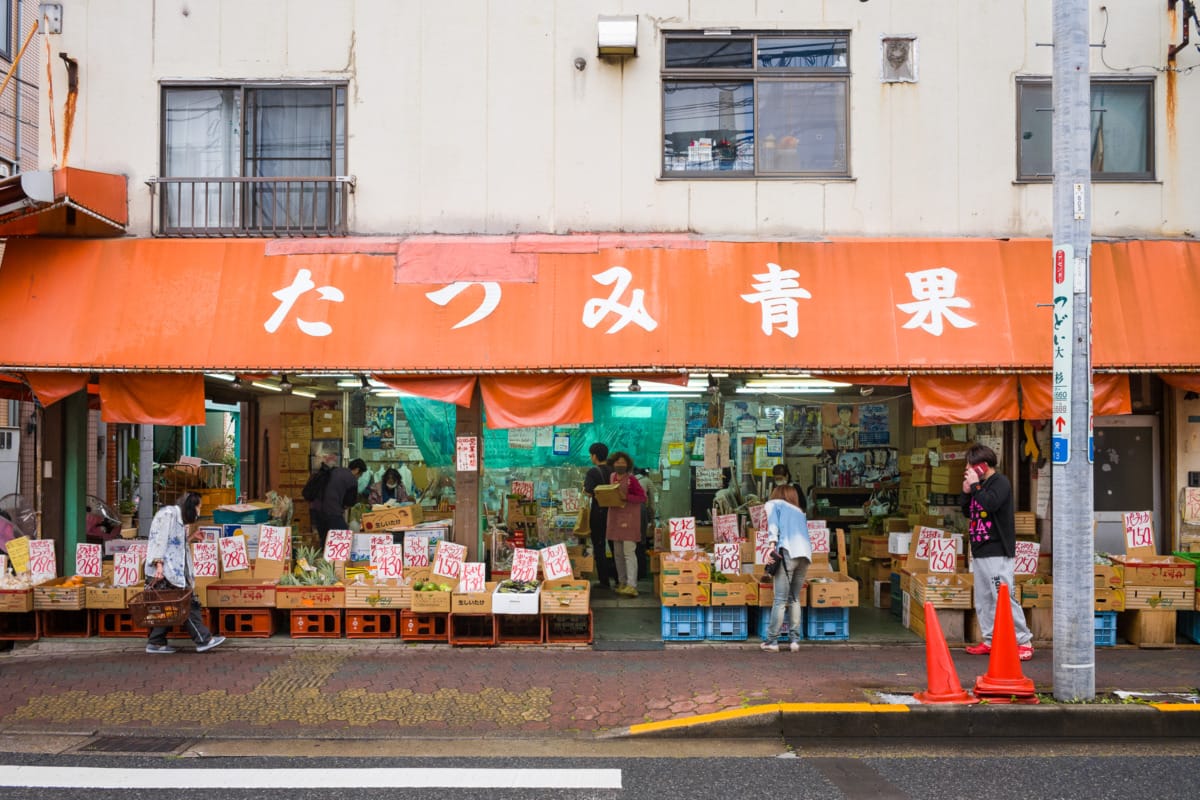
973,583,1037,699
914,601,979,705
970,692,1041,705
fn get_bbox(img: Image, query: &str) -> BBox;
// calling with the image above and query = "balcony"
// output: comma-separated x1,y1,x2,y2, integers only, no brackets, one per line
147,175,355,237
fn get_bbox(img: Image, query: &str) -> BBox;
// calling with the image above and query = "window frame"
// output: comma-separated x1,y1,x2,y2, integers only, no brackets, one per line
1015,75,1155,183
660,31,852,180
0,0,12,63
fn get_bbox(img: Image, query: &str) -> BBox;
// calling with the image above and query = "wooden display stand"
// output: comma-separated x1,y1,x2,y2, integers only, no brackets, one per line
1118,610,1177,649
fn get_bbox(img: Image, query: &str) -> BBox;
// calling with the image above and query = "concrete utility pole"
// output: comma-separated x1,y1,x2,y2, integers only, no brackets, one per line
1050,0,1095,700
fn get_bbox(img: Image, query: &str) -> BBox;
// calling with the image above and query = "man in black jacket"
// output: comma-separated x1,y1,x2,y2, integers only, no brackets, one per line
312,456,366,548
583,442,617,590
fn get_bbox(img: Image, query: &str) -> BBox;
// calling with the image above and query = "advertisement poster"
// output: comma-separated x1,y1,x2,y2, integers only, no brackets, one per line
822,404,860,450
364,405,395,450
858,403,891,446
785,405,823,455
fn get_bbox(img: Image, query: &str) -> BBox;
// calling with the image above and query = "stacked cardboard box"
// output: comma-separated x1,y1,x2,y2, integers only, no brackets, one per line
899,526,972,642
851,525,896,608
1114,527,1197,647
656,552,711,607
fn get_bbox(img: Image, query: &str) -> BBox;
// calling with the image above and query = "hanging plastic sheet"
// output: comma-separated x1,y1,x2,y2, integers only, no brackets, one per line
22,372,87,406
911,375,1021,426
1018,374,1132,419
478,375,593,430
99,373,206,425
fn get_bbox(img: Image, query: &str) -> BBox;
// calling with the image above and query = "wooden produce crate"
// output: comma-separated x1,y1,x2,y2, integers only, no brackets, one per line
275,585,345,609
206,579,277,608
344,580,410,609
1123,585,1195,611
909,572,973,609
540,580,590,615
1118,610,1177,648
0,588,33,613
33,578,94,611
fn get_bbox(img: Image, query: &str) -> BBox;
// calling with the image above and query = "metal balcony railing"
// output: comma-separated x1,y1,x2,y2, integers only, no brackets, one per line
147,175,355,237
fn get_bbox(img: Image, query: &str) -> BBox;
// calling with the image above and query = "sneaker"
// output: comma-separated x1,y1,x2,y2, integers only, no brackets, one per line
760,641,780,653
964,642,991,655
789,641,801,653
623,585,639,598
145,643,177,655
1018,644,1034,661
195,635,226,653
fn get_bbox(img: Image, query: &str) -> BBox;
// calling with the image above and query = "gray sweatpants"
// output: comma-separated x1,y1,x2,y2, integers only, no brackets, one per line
973,556,1032,646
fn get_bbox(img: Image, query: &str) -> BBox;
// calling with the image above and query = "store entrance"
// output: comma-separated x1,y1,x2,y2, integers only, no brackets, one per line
1093,414,1161,553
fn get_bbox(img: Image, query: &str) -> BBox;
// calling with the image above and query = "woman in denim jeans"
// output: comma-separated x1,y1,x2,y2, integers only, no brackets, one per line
761,484,812,653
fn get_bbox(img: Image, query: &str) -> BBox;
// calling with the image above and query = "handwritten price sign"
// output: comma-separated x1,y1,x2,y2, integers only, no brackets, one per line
1014,541,1040,576
257,525,288,562
807,520,829,554
1122,511,1154,550
192,542,219,578
29,539,56,583
748,505,767,532
914,527,944,561
75,543,102,578
459,562,486,594
403,534,429,568
541,543,572,580
560,489,581,514
324,530,352,563
927,538,957,573
127,542,149,563
220,535,250,573
432,541,467,579
714,543,741,575
668,517,697,551
510,548,540,582
714,514,740,544
511,480,535,501
114,552,142,586
375,543,405,580
754,530,771,565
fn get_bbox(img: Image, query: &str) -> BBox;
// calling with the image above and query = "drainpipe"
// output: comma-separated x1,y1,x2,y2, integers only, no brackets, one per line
14,0,21,167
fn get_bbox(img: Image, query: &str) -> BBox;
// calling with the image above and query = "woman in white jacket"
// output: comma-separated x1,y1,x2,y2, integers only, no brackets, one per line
144,492,225,655
760,485,812,653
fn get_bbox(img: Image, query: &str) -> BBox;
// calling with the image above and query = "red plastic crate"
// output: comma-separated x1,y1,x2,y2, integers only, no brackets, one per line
39,610,93,638
97,609,216,638
544,611,593,645
290,609,343,639
448,613,497,647
217,608,275,638
399,610,449,642
496,614,543,645
345,609,399,639
0,612,39,641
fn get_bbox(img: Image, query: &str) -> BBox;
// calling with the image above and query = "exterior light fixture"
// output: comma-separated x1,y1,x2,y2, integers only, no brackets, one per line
598,15,637,57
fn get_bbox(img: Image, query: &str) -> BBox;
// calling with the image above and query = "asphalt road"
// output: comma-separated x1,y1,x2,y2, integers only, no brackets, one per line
0,743,1198,800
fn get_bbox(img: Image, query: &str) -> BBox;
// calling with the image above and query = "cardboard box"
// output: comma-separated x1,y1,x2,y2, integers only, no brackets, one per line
659,553,712,584
33,577,95,610
0,588,33,613
1110,555,1195,587
659,582,710,607
569,554,595,578
411,586,454,614
872,580,892,609
345,579,410,609
193,577,215,608
1094,585,1125,612
86,585,129,610
313,422,341,439
312,410,343,430
492,583,541,615
360,505,424,531
1124,585,1195,610
1094,564,1124,589
275,585,345,609
592,484,624,508
206,579,277,608
709,575,756,607
1118,609,1177,647
1019,580,1053,609
808,573,860,608
857,534,891,559
540,579,590,615
695,525,714,546
451,582,497,615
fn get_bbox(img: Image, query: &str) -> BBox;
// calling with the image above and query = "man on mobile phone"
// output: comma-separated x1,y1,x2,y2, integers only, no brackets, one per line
960,443,1034,660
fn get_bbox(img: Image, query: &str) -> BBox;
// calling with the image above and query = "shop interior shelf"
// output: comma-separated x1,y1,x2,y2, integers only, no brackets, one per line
544,611,593,645
661,606,706,642
399,610,449,642
217,608,275,638
290,609,343,639
495,613,543,645
345,609,399,639
805,607,850,642
448,613,497,647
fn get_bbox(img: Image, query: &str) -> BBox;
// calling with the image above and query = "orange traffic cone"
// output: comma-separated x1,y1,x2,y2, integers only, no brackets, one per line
973,583,1038,703
914,601,979,704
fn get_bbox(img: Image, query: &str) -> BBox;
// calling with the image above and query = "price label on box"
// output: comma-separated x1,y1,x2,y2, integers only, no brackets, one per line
29,539,56,583
748,505,767,532
541,543,572,580
324,530,352,563
192,542,219,578
459,562,486,594
714,514,740,544
220,535,250,573
927,538,957,573
1014,541,1040,576
668,517,697,551
376,543,405,580
113,552,142,587
1122,510,1154,551
511,480,535,501
510,548,539,582
75,543,102,578
432,541,466,579
257,525,289,562
714,543,741,575
403,534,429,568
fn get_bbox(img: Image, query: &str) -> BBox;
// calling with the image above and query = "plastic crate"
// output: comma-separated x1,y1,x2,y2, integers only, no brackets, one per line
544,612,593,645
399,610,449,642
97,608,215,638
0,611,39,641
660,606,706,642
38,610,93,638
755,608,797,641
217,608,275,638
495,613,543,645
448,613,497,647
345,609,399,639
705,605,748,641
290,610,343,639
1178,611,1200,644
1095,611,1118,647
805,607,850,642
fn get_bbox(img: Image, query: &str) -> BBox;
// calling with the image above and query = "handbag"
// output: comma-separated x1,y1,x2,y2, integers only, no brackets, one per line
573,506,590,534
764,547,787,578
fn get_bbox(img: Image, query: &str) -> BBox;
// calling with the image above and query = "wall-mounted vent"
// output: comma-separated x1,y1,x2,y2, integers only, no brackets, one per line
881,36,917,83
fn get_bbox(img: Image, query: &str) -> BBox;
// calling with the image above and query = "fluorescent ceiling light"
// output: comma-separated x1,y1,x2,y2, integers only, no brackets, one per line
292,389,317,398
251,381,282,392
736,386,836,395
612,390,702,398
609,380,708,392
744,379,850,390
205,372,236,382
372,390,418,398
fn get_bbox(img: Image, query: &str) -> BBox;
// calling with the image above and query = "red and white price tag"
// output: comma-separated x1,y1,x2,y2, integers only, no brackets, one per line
192,542,219,578
714,543,740,575
714,514,740,544
541,543,572,580
1014,541,1041,576
927,538,957,573
914,527,944,561
668,517,697,551
257,525,288,562
219,535,249,573
456,435,478,472
324,530,352,563
510,548,540,582
459,562,486,594
75,543,102,578
748,505,767,532
754,530,772,565
113,552,142,587
807,521,829,554
29,539,57,583
511,480,535,501
560,489,581,514
402,534,429,568
375,543,405,580
1122,510,1154,550
432,541,466,579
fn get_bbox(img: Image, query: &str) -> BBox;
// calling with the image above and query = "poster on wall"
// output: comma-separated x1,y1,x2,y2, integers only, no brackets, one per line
857,403,891,446
822,404,860,450
785,405,823,456
364,406,395,450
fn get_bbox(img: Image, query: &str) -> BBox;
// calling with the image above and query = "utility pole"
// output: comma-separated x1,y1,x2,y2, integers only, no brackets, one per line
1051,0,1095,701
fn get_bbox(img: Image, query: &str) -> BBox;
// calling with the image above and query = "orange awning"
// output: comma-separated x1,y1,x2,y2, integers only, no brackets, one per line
1,236,1197,373
0,167,127,237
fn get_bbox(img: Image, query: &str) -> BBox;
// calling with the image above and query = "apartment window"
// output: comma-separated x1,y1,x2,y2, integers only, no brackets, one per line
0,1,11,62
159,83,348,235
1017,77,1154,181
662,32,850,178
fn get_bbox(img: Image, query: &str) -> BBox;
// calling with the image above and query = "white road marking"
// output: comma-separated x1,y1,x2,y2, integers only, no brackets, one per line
0,766,623,789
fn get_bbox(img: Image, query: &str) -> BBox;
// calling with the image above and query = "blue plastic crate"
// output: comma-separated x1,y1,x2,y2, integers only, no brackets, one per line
805,607,850,642
705,605,749,641
661,606,707,642
1094,611,1118,647
755,606,800,641
1178,611,1200,644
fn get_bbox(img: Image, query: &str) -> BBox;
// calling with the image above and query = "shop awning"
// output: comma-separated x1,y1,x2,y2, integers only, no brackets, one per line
0,236,1197,373
0,167,127,237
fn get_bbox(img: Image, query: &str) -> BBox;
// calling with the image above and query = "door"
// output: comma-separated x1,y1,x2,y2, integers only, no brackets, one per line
1093,415,1161,554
